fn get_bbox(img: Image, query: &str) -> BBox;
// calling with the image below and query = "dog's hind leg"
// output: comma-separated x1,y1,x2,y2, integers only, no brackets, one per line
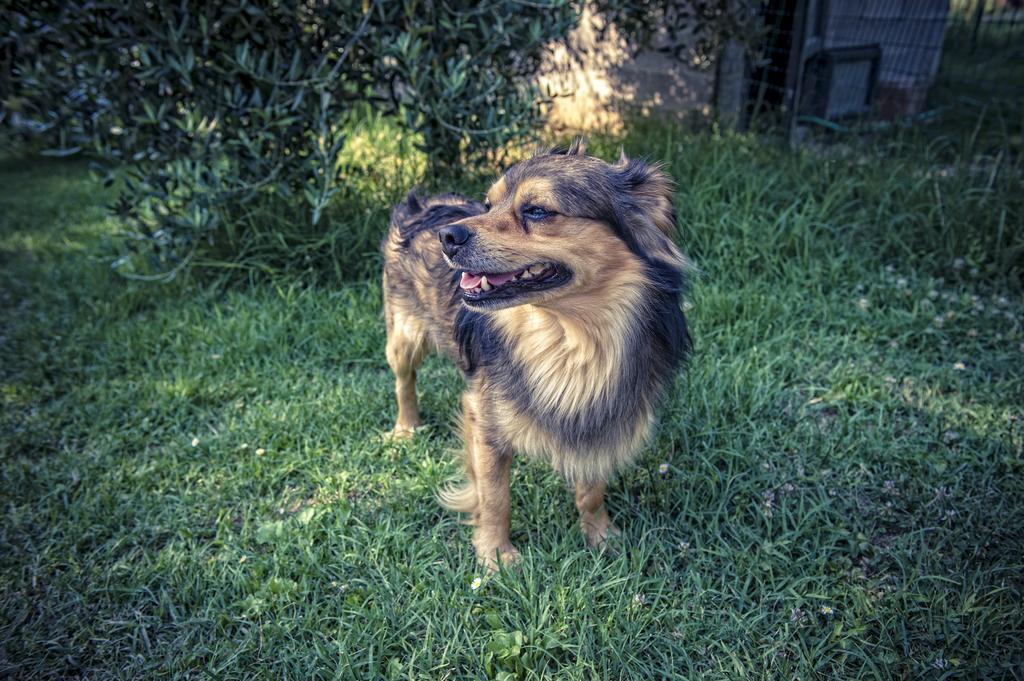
575,480,621,548
385,302,429,438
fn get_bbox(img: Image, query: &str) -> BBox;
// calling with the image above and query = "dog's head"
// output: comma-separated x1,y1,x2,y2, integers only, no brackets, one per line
439,138,687,310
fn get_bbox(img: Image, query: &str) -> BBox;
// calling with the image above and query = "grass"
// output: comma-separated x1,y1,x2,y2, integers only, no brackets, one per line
2,120,1023,679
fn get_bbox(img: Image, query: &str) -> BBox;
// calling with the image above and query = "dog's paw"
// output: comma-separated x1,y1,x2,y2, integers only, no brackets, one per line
582,520,622,551
382,423,424,441
477,543,521,574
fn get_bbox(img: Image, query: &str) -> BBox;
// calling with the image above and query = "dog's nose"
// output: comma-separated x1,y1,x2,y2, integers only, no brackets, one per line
438,224,471,258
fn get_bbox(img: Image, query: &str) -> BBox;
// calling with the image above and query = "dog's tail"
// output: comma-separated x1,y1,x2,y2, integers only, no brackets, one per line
436,406,480,517
436,481,477,516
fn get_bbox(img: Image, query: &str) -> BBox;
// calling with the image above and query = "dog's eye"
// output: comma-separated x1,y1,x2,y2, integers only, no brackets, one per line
483,199,491,211
521,205,553,222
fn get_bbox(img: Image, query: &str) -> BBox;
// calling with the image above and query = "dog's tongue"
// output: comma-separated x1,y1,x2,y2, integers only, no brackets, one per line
460,270,518,290
487,271,517,286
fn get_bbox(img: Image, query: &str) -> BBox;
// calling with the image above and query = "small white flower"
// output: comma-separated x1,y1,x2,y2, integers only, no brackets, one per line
658,462,669,475
857,297,870,310
953,361,967,371
633,593,647,605
820,605,835,617
191,437,199,447
933,315,945,327
255,448,266,455
470,577,482,591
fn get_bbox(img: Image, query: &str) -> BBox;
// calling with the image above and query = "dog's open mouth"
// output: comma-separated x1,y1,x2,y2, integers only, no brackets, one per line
459,262,571,305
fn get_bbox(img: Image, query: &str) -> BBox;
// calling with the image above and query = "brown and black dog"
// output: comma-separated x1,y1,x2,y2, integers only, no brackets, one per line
381,139,691,569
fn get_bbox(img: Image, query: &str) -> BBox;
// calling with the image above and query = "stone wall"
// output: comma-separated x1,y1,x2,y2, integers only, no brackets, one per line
538,8,715,132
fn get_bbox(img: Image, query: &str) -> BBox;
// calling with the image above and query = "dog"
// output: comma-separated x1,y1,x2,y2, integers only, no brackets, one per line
381,138,691,569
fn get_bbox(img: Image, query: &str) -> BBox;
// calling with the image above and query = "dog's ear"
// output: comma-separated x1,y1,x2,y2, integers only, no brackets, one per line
566,136,588,156
612,154,688,271
534,136,588,159
615,153,676,237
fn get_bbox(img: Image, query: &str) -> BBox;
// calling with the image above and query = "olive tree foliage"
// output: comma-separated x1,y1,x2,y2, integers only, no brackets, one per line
0,1,753,278
0,1,579,276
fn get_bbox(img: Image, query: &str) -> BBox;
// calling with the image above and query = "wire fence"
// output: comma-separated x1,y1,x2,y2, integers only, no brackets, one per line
742,0,1024,145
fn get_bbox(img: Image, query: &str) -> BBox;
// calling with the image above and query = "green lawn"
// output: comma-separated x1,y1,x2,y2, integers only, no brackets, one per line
2,125,1022,679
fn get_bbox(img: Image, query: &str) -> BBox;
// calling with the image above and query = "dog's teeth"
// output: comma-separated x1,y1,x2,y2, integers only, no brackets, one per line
480,275,491,291
528,264,544,275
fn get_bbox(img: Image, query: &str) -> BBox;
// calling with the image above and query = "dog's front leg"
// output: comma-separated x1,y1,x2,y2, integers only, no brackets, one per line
575,479,621,548
466,412,519,570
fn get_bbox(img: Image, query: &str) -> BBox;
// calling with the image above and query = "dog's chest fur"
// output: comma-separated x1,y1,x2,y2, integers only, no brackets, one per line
456,281,676,483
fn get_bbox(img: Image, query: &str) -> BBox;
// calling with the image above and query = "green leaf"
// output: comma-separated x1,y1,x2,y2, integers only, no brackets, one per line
255,520,286,544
